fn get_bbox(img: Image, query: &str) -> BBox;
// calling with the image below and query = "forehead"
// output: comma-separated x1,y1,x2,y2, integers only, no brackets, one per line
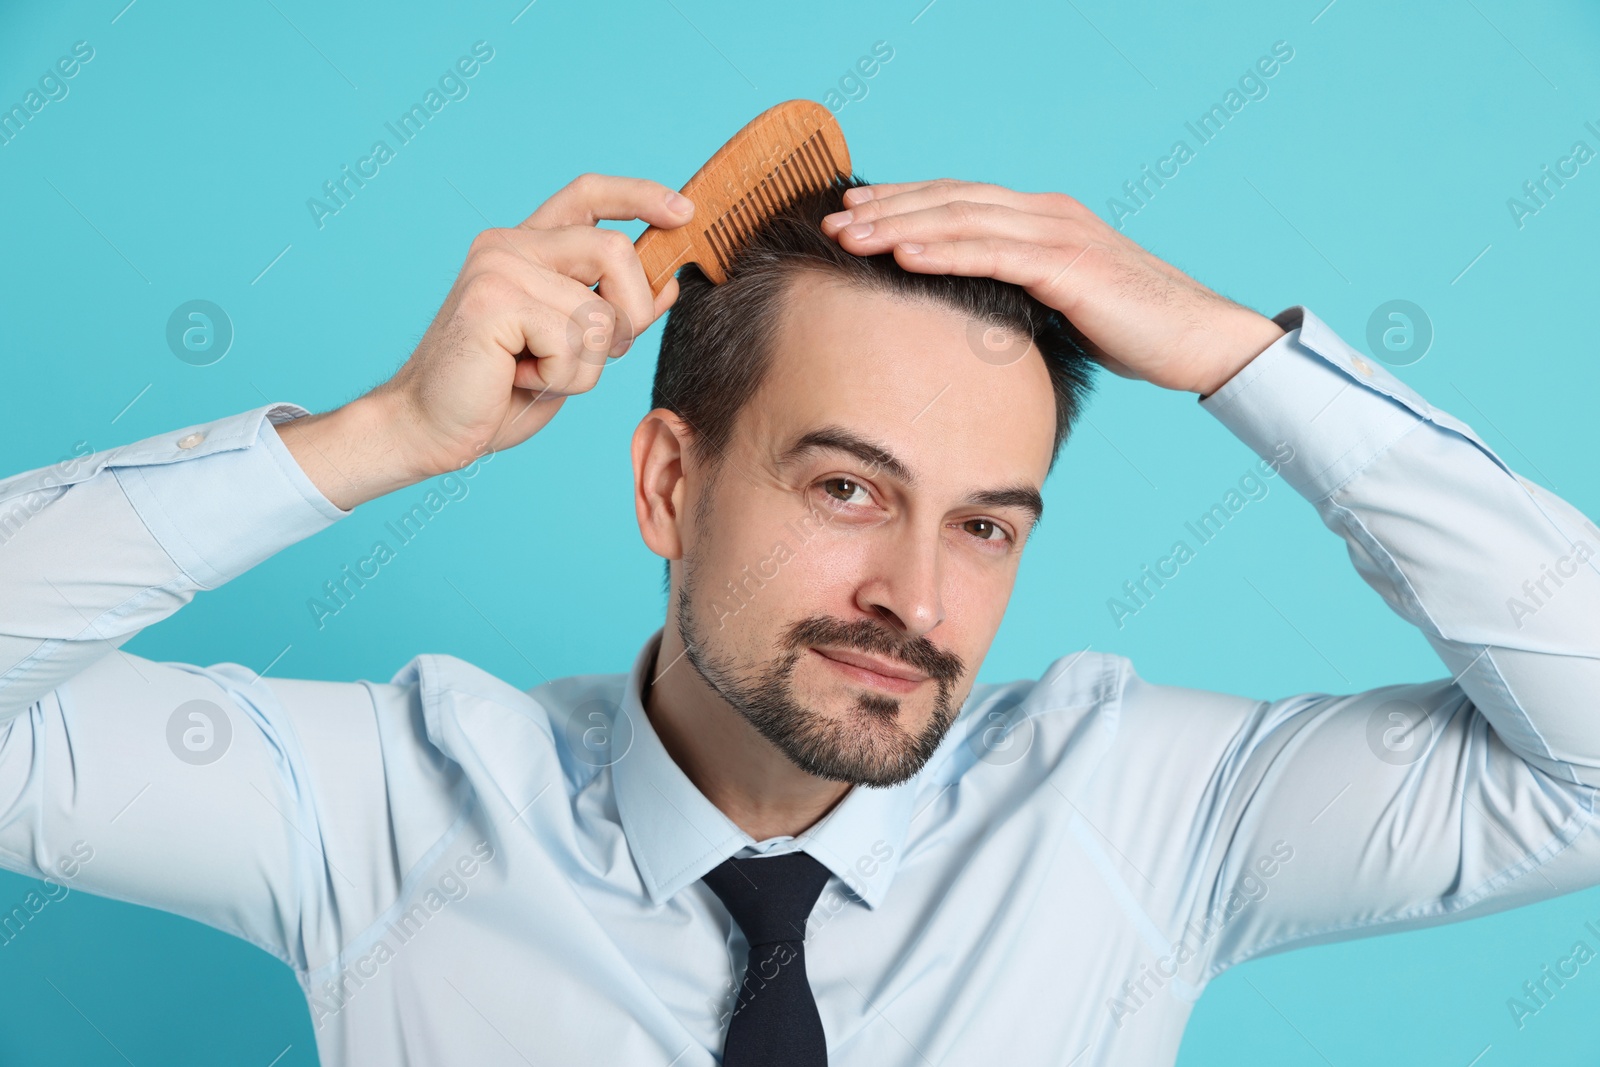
741,271,1057,486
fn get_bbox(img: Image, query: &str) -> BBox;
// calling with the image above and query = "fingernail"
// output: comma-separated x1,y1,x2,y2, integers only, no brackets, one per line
900,243,923,254
665,191,692,213
845,221,874,238
823,210,853,227
846,187,874,203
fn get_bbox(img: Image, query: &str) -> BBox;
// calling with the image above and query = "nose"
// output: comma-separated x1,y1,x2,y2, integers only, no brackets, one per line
854,522,945,638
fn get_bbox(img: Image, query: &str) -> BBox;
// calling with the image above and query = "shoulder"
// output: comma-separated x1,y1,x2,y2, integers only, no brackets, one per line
933,649,1269,785
382,653,634,791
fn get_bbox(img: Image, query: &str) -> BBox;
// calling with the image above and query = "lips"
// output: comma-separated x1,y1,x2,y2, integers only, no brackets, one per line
809,646,929,694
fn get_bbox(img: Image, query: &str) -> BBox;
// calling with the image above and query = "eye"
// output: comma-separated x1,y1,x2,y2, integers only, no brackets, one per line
820,477,871,506
961,518,1011,544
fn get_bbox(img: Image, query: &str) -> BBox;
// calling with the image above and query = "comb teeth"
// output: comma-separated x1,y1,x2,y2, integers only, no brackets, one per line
706,130,844,278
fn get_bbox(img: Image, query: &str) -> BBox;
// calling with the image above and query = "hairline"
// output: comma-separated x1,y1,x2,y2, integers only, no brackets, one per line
684,261,1058,476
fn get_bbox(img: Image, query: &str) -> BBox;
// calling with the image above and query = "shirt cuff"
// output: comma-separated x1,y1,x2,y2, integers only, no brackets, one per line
107,403,351,590
1198,306,1506,503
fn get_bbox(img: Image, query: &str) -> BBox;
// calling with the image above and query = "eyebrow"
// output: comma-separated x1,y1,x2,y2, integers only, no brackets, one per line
970,486,1045,527
779,427,913,485
777,426,1045,527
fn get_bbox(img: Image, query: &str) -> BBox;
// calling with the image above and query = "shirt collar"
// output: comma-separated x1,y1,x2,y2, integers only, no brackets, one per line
611,628,920,911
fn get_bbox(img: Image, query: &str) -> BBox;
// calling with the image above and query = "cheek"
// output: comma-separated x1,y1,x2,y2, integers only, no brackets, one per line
691,502,858,635
747,524,873,623
937,550,1016,651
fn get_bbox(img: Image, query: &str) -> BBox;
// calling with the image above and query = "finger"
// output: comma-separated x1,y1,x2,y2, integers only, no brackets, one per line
472,270,612,398
652,274,680,321
481,226,658,356
885,236,1114,311
513,307,605,396
839,179,946,206
827,200,1079,255
513,351,584,395
829,180,1085,234
840,180,1192,292
541,225,658,352
521,172,695,232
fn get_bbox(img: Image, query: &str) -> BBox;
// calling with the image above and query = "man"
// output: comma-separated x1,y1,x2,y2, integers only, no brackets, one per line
1,171,1596,1066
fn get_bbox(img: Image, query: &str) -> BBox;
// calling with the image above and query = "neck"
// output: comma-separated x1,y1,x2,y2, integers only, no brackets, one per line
644,624,852,842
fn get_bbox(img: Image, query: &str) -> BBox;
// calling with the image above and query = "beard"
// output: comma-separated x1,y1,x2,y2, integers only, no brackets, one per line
674,559,968,788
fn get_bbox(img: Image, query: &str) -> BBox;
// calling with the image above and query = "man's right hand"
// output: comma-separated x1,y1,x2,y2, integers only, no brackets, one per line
279,174,695,511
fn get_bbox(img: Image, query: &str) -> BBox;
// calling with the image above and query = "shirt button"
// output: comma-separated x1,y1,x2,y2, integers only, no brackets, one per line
1351,357,1374,377
177,432,205,449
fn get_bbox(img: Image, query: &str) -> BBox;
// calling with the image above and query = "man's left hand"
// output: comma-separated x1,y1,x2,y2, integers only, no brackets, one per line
820,179,1285,397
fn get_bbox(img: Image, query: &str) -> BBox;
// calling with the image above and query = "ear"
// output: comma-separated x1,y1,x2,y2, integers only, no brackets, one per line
631,409,694,563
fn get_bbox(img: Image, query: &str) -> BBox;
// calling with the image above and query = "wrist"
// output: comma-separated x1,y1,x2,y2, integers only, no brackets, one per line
1193,311,1286,398
276,393,438,511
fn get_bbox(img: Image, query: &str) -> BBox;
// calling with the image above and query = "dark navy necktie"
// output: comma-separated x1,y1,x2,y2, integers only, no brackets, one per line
702,850,833,1066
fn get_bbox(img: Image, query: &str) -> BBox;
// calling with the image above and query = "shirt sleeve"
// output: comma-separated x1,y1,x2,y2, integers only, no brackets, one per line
0,404,449,975
1181,307,1600,976
0,402,347,715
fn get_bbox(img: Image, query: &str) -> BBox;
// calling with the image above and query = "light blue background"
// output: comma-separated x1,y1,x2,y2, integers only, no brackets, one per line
2,0,1597,1062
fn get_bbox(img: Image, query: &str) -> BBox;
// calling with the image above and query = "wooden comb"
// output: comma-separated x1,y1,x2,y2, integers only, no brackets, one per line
634,99,852,297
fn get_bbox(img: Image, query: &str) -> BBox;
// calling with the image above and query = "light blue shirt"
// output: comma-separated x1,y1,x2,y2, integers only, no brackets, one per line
2,307,1598,1066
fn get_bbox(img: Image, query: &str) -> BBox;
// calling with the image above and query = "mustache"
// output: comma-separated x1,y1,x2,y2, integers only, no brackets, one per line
782,615,965,684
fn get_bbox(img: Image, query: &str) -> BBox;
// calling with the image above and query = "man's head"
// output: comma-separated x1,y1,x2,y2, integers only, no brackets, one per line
631,175,1096,789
